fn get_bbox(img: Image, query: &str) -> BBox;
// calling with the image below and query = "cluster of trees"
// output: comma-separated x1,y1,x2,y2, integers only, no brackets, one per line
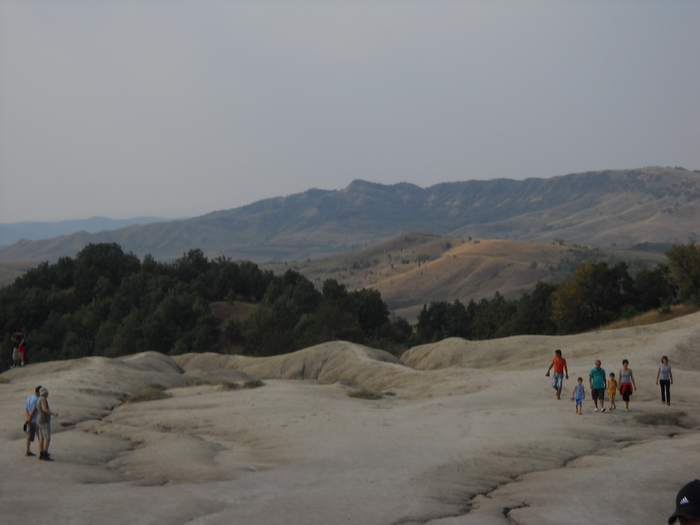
2,240,699,367
0,243,410,368
239,274,412,357
1,244,265,363
665,241,700,304
413,240,700,345
414,283,559,343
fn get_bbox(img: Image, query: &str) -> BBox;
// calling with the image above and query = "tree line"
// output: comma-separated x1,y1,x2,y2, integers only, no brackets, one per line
0,243,410,368
413,241,699,344
1,241,698,369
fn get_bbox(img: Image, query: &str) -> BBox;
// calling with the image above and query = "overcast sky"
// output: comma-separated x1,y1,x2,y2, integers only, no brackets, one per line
1,1,698,223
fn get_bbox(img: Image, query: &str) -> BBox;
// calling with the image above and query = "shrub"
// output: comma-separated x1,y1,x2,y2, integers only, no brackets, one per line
346,388,383,400
658,300,672,315
127,386,172,403
243,379,265,389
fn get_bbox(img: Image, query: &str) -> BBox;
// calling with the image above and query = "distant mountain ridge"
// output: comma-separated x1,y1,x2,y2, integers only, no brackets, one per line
0,167,698,263
0,216,168,247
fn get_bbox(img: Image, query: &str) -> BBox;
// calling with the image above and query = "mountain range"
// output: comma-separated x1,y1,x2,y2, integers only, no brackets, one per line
0,166,697,263
0,216,167,248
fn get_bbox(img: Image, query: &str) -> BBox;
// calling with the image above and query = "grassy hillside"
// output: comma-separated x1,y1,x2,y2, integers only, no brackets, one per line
263,233,664,321
599,304,700,331
0,260,38,287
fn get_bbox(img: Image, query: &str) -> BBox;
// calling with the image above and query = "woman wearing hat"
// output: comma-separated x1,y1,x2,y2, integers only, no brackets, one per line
36,387,58,461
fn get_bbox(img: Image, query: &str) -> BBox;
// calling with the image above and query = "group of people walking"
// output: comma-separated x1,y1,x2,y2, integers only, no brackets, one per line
546,349,673,414
24,385,59,460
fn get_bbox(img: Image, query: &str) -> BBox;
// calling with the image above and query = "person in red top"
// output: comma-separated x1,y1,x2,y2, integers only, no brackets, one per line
545,349,569,400
11,331,26,368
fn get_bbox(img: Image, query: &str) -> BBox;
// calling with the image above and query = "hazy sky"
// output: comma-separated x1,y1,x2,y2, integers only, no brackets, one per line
1,1,699,223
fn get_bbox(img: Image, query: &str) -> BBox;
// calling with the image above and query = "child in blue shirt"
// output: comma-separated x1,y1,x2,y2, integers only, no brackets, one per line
571,377,585,415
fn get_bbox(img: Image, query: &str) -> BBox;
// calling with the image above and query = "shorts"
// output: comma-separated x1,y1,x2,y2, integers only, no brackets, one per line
37,423,51,440
592,388,605,400
25,422,36,441
608,391,616,403
620,383,633,402
551,373,564,390
575,397,583,406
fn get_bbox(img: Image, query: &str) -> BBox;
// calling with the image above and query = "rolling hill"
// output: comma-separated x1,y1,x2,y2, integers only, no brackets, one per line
0,260,38,287
0,166,697,263
262,232,664,320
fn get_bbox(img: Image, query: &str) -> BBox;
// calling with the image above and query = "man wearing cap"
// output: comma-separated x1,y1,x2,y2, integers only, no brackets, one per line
36,387,58,461
24,385,41,456
669,480,700,524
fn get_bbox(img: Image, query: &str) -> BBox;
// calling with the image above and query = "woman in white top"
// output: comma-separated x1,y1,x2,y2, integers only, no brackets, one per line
655,356,673,406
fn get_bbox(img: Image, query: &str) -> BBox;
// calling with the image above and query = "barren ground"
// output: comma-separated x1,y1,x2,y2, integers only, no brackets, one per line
2,312,699,524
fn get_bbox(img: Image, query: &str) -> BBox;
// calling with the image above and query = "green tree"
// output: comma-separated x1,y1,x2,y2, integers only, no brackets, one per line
472,292,517,339
174,249,209,283
632,264,677,311
243,305,296,357
665,241,700,304
348,288,389,336
415,299,477,343
295,304,365,349
552,262,633,334
73,243,140,302
506,282,558,336
416,301,449,343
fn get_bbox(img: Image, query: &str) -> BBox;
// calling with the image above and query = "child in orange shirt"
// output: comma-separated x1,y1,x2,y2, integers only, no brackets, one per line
607,372,618,410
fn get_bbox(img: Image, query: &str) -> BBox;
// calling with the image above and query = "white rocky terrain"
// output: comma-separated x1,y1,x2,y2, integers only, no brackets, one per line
2,313,700,524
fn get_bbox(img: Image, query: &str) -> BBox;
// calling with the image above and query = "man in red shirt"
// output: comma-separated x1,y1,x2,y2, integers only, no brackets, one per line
546,349,569,400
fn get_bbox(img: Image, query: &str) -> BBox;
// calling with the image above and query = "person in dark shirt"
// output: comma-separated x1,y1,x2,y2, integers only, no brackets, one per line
668,480,700,524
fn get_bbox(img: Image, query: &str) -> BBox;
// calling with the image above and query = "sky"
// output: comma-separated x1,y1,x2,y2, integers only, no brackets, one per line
1,1,699,223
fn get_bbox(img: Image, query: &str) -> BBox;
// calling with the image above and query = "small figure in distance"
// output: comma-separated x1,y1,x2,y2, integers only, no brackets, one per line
668,479,700,524
545,349,569,400
10,331,21,368
571,377,585,415
618,359,637,412
36,387,58,461
588,360,607,412
12,330,27,367
24,385,41,456
607,372,618,410
656,355,673,406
